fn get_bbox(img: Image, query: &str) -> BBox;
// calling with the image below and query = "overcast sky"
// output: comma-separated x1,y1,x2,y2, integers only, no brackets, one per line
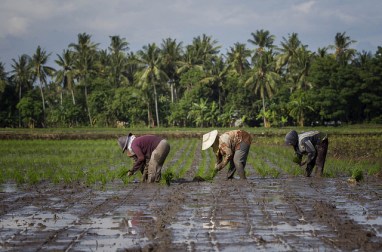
1,0,381,71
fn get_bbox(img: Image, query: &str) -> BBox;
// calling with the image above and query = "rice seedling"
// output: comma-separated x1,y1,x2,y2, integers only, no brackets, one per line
0,132,380,186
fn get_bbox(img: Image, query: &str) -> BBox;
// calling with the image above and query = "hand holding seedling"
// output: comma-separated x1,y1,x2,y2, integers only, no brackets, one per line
215,163,223,171
119,169,133,178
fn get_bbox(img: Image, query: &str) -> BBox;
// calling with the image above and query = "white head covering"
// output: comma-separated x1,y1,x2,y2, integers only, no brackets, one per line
127,135,136,155
202,130,218,150
118,133,136,156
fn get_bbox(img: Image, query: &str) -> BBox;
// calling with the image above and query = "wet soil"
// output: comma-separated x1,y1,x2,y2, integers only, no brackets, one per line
1,172,381,252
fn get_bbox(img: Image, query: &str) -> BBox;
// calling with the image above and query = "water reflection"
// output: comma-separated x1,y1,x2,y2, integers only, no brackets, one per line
0,183,18,193
202,220,243,229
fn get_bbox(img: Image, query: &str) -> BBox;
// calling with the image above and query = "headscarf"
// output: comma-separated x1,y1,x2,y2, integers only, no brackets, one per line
285,130,298,146
118,133,136,155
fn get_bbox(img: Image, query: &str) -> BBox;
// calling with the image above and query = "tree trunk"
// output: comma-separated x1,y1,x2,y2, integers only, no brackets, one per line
71,89,76,105
300,112,304,127
262,97,267,127
170,82,174,103
18,86,22,127
147,101,150,128
39,82,46,126
153,83,160,127
84,84,92,126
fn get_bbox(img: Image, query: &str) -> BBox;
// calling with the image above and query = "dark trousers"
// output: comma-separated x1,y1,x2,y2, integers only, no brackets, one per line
306,139,329,177
315,138,328,176
227,142,250,179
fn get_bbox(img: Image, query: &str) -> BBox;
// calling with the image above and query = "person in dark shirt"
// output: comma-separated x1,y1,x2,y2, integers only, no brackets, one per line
118,133,170,183
285,130,329,177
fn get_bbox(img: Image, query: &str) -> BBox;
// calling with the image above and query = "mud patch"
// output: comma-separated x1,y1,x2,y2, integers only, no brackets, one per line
0,177,381,251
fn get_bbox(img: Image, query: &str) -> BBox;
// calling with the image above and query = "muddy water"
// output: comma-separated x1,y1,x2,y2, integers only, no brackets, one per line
1,176,381,251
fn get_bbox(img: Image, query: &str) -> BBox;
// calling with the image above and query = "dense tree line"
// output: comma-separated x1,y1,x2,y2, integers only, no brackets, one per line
0,31,381,128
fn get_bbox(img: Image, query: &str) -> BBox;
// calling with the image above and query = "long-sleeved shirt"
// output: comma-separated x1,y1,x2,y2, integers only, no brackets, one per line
131,135,162,173
295,131,327,168
214,130,252,170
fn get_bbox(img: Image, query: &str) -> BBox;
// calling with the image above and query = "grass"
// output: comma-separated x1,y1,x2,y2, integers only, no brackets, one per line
0,130,381,185
0,139,129,186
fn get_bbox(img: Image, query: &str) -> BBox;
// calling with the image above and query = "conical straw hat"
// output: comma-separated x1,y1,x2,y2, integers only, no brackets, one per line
202,130,218,150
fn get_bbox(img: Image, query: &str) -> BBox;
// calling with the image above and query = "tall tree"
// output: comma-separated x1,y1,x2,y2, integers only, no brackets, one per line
69,32,99,125
226,42,251,76
287,47,314,91
276,32,305,71
31,46,55,123
247,30,278,127
137,43,169,127
10,54,33,102
176,45,203,76
331,32,356,65
200,57,229,112
55,50,76,105
161,38,183,103
191,34,221,68
248,29,276,56
10,55,33,127
245,50,279,127
108,35,129,87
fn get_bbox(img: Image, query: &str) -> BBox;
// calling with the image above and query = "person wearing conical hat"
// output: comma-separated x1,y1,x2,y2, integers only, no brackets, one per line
118,133,170,183
202,129,252,180
285,130,328,177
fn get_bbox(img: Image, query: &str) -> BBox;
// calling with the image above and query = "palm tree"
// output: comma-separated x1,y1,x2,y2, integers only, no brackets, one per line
31,46,55,123
10,54,33,100
200,56,229,112
247,30,278,127
10,55,33,127
330,32,356,65
95,49,110,79
285,47,314,92
354,50,372,67
248,29,276,57
245,50,279,127
69,32,99,125
125,52,140,85
161,38,183,103
276,32,305,71
108,36,129,87
316,47,329,58
176,45,204,75
55,50,76,105
192,34,221,67
226,42,251,76
137,43,169,127
109,35,129,55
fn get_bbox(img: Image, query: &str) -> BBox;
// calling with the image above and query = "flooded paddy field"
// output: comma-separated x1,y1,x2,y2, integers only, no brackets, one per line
1,132,381,251
1,175,381,251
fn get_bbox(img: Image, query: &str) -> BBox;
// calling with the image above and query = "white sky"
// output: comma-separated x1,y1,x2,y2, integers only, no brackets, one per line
1,0,381,71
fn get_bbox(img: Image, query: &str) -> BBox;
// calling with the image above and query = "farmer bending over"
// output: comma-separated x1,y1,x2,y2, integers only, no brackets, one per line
202,130,252,179
285,130,329,177
118,133,170,183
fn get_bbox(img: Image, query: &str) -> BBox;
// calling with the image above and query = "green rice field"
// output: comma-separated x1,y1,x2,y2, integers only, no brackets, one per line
1,128,381,185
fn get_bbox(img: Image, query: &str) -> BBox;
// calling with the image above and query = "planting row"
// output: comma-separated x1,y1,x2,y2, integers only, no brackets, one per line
0,136,380,185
